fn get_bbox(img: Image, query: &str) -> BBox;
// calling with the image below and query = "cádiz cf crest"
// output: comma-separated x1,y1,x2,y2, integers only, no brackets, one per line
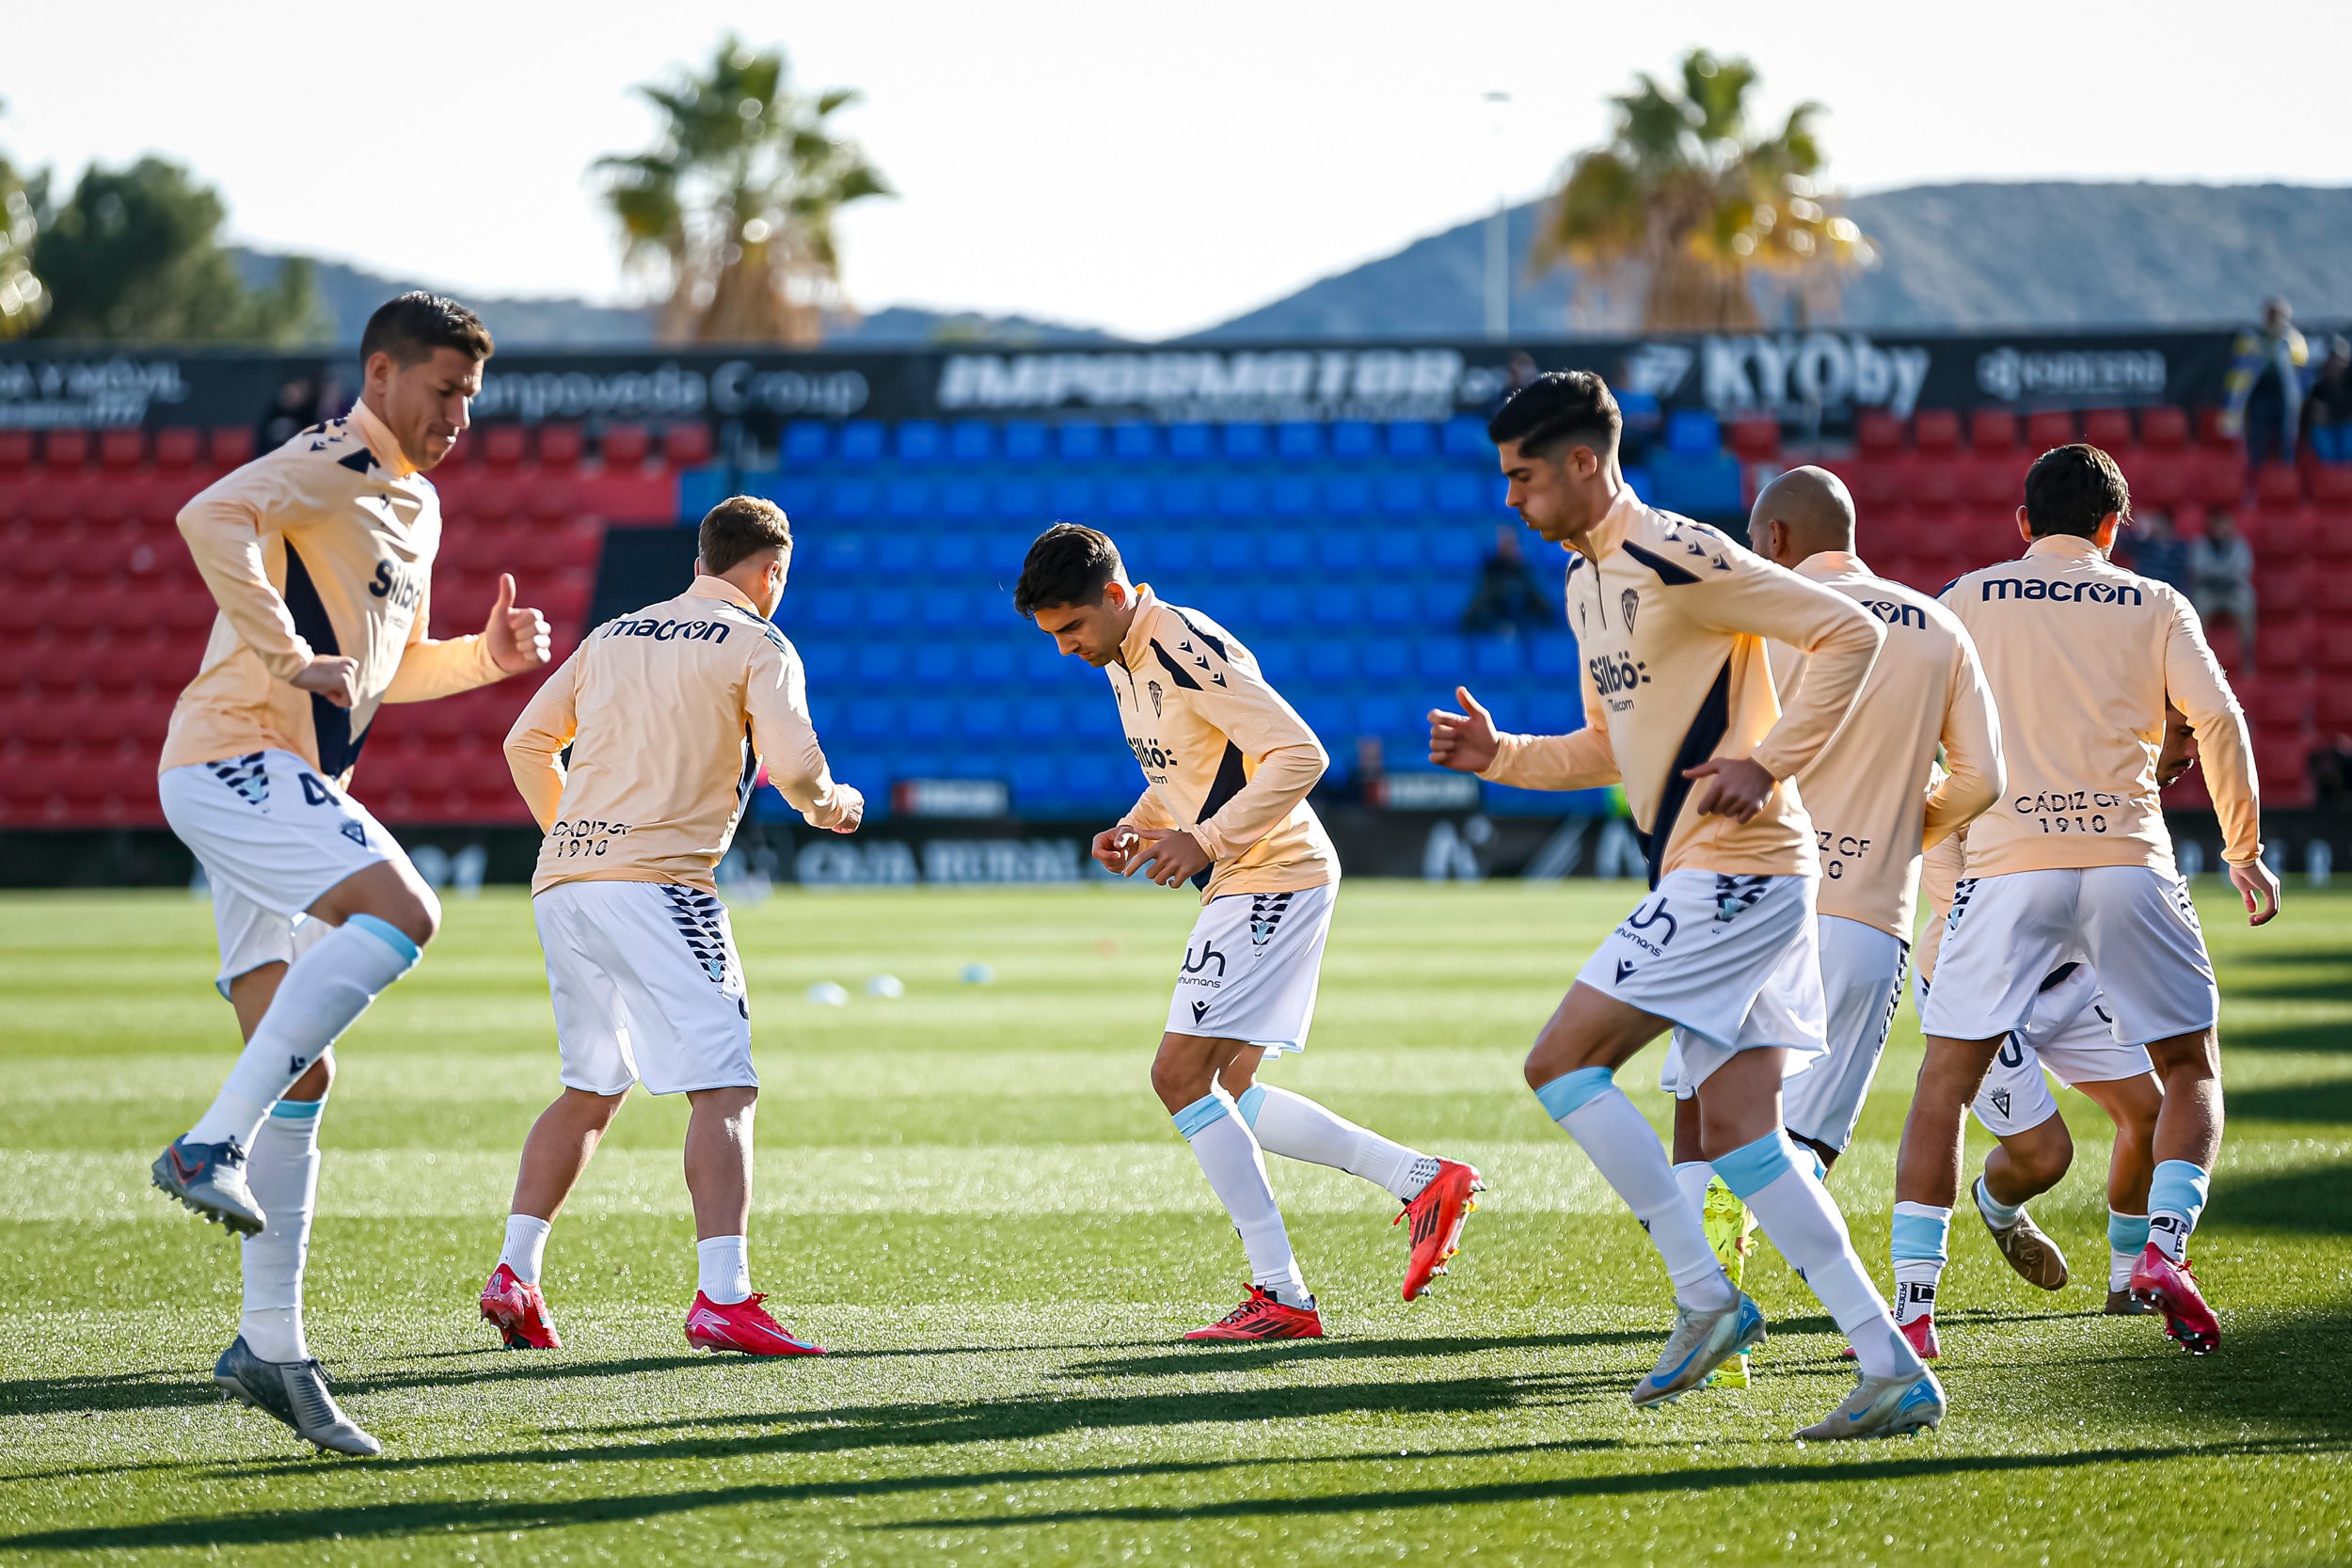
1621,589,1640,633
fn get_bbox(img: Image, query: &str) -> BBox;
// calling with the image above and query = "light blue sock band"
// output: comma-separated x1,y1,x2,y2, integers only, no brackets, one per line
1714,1131,1798,1201
1233,1085,1267,1128
1534,1066,1616,1122
2149,1160,2211,1228
347,912,421,967
1172,1093,1230,1140
1891,1206,1951,1265
2108,1211,2152,1254
1806,1148,1829,1182
267,1097,326,1120
1975,1174,2024,1227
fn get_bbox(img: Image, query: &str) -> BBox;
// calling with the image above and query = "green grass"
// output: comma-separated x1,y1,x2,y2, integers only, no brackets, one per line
1,879,2347,1565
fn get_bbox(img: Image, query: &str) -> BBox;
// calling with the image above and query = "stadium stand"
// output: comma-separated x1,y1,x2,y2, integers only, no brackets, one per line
2,403,2338,830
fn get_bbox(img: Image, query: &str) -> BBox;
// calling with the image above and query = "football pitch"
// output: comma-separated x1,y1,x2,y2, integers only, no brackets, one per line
2,879,2346,1565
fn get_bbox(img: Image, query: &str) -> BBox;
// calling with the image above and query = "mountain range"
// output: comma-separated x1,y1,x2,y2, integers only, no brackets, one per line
246,181,2352,349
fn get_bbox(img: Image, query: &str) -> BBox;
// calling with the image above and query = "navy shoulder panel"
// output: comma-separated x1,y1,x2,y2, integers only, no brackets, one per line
1150,641,1203,689
1621,539,1703,587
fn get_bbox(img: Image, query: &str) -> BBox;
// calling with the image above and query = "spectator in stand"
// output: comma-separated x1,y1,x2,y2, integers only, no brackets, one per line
2119,507,2192,594
2225,296,2310,467
2189,511,2258,662
2312,735,2352,808
1460,527,1557,637
256,375,320,454
2306,336,2352,463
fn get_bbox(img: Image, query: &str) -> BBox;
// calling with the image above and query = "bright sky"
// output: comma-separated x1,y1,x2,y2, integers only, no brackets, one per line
8,1,2345,341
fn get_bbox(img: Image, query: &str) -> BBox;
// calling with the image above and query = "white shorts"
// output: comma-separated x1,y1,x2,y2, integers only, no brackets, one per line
534,880,756,1097
1920,865,2217,1045
1589,869,1827,1095
1779,915,1910,1152
1961,962,2157,1136
158,748,402,994
1165,881,1336,1053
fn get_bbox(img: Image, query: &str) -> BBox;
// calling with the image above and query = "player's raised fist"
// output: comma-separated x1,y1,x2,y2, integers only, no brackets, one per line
1428,685,1500,774
485,572,553,675
291,654,360,708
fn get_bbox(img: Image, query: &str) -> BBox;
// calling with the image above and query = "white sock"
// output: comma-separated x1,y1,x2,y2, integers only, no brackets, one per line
237,1095,325,1363
1175,1094,1311,1307
187,917,418,1148
1241,1085,1435,1201
1672,1159,1715,1229
2109,1249,2138,1292
696,1235,752,1304
1538,1072,1732,1312
1742,1164,1923,1381
501,1213,552,1285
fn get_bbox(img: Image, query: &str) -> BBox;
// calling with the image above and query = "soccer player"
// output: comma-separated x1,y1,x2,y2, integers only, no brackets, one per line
1658,465,2002,1380
1895,705,2201,1351
1013,522,1484,1342
485,497,863,1358
1431,372,1943,1441
151,293,552,1453
1897,444,2279,1358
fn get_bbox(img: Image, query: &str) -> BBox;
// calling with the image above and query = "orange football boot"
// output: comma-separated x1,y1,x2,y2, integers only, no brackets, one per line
1396,1159,1486,1301
1184,1286,1325,1341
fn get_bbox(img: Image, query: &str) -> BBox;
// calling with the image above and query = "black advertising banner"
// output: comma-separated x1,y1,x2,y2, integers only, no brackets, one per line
0,328,2250,436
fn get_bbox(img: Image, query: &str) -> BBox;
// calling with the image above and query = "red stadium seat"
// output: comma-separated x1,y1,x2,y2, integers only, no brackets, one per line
601,424,649,467
2316,625,2352,673
44,431,89,471
2082,409,2136,451
2242,505,2312,558
538,424,584,470
98,430,144,471
662,423,714,467
2256,736,2315,807
2026,411,2077,450
483,426,528,468
2308,461,2352,505
153,427,202,471
0,431,30,471
1968,410,2019,454
1913,410,1961,453
2253,464,2303,508
2244,678,2314,731
2255,615,2314,674
1726,419,1779,464
1856,413,1905,457
209,428,254,468
2141,407,2190,450
2318,683,2352,729
2310,573,2352,616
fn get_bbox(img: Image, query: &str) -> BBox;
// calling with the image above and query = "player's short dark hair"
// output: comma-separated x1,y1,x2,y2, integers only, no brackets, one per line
699,496,792,576
2023,444,2131,538
1013,523,1124,619
1486,370,1622,462
358,292,494,371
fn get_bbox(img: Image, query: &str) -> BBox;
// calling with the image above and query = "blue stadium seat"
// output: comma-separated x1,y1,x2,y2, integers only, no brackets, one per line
1158,479,1206,517
1306,640,1357,681
805,695,841,736
856,641,906,681
1387,421,1436,459
1442,417,1488,457
1012,753,1064,803
949,420,994,462
1167,422,1213,462
1223,423,1267,462
983,531,1028,576
784,422,829,464
1372,531,1422,572
1277,422,1322,460
1155,533,1199,572
813,590,857,628
1472,637,1521,678
1360,638,1409,680
914,641,961,682
1664,409,1723,456
1325,476,1371,515
770,477,822,517
1296,695,1351,738
1422,582,1471,624
1530,691,1581,731
1022,641,1068,682
970,639,1017,682
1208,533,1256,573
1270,477,1315,516
1058,422,1104,462
1253,639,1301,682
1317,532,1365,572
1436,473,1486,514
1106,479,1152,517
676,467,728,520
1310,586,1361,626
941,480,986,518
1428,528,1484,570
867,588,913,625
1003,421,1049,463
898,421,943,462
920,590,970,628
875,534,923,574
1331,420,1377,460
1065,753,1119,798
885,479,931,518
993,479,1043,520
1379,474,1428,514
819,534,865,574
1114,421,1156,461
840,421,885,462
1255,586,1304,625
1418,636,1467,680
1015,698,1064,738
832,479,876,518
1263,531,1310,572
1530,633,1581,677
802,641,849,682
848,699,898,738
1216,478,1262,516
905,699,951,739
1356,694,1409,734
959,698,1007,740
1051,478,1097,516
1366,585,1417,626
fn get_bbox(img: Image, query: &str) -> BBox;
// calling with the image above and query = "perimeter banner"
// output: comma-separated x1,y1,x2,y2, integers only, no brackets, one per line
0,328,2246,436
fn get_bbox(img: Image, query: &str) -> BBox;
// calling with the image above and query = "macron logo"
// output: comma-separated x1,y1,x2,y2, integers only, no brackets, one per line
1979,578,2142,606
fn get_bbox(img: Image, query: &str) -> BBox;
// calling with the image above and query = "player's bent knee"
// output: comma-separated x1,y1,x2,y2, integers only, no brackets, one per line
2147,1027,2221,1083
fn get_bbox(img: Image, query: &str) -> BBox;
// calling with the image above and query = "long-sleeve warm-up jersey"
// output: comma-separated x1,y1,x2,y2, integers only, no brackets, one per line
1477,491,1885,884
163,400,505,783
1109,586,1338,902
1939,533,2260,879
1763,550,2003,940
505,576,856,895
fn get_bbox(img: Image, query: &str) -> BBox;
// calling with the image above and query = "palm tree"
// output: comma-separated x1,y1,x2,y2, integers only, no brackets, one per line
1534,50,1873,332
597,38,890,345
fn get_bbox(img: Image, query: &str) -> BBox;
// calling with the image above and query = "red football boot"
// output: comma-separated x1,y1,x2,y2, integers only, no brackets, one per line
1396,1159,1486,1301
685,1292,826,1356
2130,1244,2219,1354
1839,1314,1941,1362
1184,1286,1325,1341
479,1262,562,1350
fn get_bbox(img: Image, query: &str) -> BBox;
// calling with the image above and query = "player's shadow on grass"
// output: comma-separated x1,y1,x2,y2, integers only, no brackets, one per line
883,1434,2344,1532
0,1368,222,1417
2224,1075,2352,1127
1058,1327,1661,1378
2215,1160,2352,1236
